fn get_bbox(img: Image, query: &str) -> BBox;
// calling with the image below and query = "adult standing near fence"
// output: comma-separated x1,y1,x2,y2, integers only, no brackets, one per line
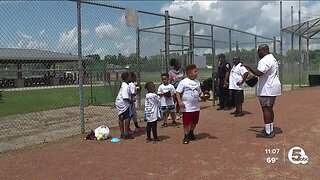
168,58,184,122
229,56,249,117
242,44,281,138
217,53,231,111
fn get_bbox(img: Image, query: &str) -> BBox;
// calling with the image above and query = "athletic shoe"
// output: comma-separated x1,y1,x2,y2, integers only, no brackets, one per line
160,123,168,128
223,107,231,111
183,137,190,144
135,127,145,132
256,131,275,138
172,121,179,127
217,107,223,111
153,138,162,142
124,134,134,139
234,112,244,117
146,138,153,143
128,128,133,134
230,110,237,115
188,132,197,141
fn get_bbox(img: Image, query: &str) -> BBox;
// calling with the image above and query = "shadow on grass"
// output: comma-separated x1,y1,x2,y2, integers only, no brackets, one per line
196,132,218,140
248,126,283,135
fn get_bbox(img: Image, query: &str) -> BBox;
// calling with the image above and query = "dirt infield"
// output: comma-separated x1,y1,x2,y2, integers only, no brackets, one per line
0,87,319,179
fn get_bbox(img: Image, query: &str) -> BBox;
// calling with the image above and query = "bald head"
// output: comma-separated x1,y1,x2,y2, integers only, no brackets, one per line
257,44,270,59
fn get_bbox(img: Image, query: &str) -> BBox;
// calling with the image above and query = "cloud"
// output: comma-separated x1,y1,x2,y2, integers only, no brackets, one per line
17,31,32,41
27,40,48,49
158,1,320,54
95,22,121,39
39,29,45,37
58,27,89,51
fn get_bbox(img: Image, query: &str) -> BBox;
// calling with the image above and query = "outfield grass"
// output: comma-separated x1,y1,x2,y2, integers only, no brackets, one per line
0,85,119,117
0,70,309,117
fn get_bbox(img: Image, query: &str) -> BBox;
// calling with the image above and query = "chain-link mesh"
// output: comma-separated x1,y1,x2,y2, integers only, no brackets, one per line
1,1,311,152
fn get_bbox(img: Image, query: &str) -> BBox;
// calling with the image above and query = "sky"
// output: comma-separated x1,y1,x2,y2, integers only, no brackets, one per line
0,0,320,58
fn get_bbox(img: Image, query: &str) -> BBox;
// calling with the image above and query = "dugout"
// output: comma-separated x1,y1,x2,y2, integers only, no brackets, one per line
0,48,93,88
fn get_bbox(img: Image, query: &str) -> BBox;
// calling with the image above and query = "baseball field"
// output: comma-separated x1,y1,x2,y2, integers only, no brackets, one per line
0,87,319,179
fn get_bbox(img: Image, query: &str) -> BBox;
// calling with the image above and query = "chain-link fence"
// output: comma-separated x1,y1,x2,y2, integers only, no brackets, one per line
0,1,311,152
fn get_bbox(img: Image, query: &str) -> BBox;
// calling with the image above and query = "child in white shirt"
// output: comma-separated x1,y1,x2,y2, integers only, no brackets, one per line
144,82,161,143
176,64,204,144
115,72,134,140
128,72,144,133
158,73,177,128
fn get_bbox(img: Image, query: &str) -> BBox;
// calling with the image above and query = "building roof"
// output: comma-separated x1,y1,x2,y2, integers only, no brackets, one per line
0,48,92,63
282,17,320,39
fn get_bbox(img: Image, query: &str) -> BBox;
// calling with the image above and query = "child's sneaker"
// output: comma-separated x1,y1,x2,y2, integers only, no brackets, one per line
128,128,133,134
146,138,153,143
188,132,197,141
160,123,168,128
135,127,145,132
183,137,190,144
125,134,134,139
172,121,179,127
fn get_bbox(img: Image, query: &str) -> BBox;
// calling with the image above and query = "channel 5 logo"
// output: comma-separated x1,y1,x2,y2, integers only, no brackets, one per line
287,147,309,165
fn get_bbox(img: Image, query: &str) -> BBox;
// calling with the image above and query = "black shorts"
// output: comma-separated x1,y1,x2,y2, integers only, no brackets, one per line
118,108,131,121
161,105,175,113
230,89,244,104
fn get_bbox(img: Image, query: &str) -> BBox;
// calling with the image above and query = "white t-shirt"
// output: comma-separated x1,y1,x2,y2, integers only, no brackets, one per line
176,78,202,112
144,93,161,122
157,84,175,107
229,63,248,90
257,54,281,96
115,82,130,115
128,82,136,98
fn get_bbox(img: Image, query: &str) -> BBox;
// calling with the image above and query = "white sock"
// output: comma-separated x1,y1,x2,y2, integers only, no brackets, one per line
265,124,271,134
270,123,274,132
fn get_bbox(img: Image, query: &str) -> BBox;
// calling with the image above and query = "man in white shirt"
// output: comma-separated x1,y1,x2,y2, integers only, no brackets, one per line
229,56,249,117
242,44,281,138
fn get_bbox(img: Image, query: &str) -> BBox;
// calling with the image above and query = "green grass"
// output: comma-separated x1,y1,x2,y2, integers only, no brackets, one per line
0,85,119,117
0,69,311,117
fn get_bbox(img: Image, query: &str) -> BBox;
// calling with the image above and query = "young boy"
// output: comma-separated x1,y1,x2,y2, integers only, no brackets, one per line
128,72,144,133
144,82,161,143
157,73,177,128
176,64,204,144
115,72,134,139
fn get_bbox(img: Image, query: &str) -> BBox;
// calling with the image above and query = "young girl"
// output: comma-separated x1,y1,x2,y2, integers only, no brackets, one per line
157,73,177,128
144,82,161,143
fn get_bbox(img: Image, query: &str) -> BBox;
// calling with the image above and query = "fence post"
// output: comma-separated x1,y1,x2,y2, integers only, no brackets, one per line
273,36,276,54
211,25,215,107
229,29,232,61
189,16,194,64
255,35,258,96
136,27,141,107
77,0,85,134
165,10,170,71
280,0,283,91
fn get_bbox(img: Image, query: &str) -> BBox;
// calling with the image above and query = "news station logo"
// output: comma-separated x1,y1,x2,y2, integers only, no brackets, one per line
287,147,309,165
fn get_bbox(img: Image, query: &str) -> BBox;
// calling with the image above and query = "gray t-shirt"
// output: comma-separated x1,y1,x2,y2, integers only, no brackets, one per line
168,68,184,88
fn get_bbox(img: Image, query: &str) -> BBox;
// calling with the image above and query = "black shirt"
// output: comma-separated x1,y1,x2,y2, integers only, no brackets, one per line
217,62,231,79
